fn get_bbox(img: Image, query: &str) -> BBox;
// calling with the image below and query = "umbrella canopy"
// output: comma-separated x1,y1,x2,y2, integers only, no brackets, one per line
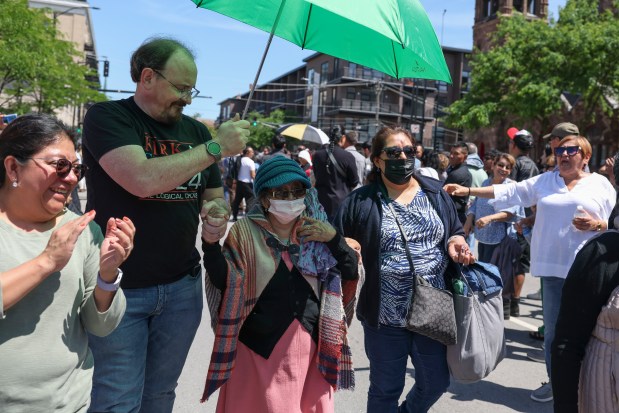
277,123,330,145
190,0,451,117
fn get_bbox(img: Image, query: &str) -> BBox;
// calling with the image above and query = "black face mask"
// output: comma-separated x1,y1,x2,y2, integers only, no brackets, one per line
383,158,416,184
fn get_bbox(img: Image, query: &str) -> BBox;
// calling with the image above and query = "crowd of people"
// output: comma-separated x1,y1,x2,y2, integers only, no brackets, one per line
2,35,619,413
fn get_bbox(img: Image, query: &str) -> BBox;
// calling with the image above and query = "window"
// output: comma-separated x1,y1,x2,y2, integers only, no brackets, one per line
348,63,357,78
482,0,499,17
307,68,315,87
527,0,537,15
346,87,356,100
513,0,524,13
321,62,329,82
461,71,470,91
361,92,371,101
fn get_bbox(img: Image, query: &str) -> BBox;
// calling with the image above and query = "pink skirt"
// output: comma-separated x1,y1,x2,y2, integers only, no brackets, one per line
215,319,334,413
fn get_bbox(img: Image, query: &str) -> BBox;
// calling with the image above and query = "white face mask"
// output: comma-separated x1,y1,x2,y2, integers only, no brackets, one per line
268,197,306,224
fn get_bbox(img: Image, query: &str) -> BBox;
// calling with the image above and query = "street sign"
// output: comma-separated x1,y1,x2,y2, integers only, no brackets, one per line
410,124,420,134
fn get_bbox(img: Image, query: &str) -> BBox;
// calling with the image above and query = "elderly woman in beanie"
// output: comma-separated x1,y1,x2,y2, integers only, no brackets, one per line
201,156,359,412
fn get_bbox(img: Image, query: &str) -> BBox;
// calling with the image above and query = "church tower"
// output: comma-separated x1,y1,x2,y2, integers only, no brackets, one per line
473,0,549,52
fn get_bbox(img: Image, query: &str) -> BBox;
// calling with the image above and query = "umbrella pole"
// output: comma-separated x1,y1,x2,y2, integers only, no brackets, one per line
241,0,287,120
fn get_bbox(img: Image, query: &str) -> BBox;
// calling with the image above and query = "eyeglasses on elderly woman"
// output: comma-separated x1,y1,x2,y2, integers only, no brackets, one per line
22,158,87,181
269,188,307,200
554,146,581,157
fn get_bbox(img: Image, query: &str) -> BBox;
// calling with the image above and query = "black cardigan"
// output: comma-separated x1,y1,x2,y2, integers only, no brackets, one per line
333,173,464,328
551,230,619,413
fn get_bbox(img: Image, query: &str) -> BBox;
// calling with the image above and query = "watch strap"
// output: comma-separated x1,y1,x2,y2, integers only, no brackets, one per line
97,269,123,292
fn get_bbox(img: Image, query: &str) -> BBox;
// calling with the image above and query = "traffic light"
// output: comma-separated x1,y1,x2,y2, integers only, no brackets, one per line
251,119,258,127
103,60,109,77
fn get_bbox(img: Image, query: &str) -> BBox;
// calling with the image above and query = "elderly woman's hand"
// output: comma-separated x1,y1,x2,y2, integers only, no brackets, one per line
201,199,230,244
99,216,136,282
447,235,476,265
297,217,337,243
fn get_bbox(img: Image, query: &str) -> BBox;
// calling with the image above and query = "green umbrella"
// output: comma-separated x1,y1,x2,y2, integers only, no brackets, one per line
191,0,451,117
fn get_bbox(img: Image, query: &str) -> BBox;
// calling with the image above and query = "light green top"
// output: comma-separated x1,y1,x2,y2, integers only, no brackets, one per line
0,211,126,413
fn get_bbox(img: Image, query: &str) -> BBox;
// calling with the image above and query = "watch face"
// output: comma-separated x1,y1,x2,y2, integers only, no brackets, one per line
207,141,221,155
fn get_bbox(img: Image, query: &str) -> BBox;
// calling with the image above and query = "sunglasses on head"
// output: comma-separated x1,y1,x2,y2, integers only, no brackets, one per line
270,188,306,200
554,146,581,157
381,145,416,159
26,158,87,181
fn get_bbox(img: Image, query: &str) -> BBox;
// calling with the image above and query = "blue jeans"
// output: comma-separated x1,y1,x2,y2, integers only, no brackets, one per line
542,276,565,378
88,270,203,413
363,322,450,413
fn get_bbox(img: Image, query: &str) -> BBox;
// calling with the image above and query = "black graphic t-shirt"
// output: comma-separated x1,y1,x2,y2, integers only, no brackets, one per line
83,97,221,288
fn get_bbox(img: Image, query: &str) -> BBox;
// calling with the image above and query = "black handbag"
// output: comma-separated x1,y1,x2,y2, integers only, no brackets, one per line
388,203,457,346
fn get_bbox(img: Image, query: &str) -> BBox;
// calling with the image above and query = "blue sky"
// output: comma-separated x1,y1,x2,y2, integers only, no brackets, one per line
90,0,567,120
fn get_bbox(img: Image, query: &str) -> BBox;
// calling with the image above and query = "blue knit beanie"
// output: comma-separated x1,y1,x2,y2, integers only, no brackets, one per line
253,156,311,196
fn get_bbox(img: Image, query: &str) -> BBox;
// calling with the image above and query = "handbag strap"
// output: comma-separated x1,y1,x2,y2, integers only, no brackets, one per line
387,202,416,276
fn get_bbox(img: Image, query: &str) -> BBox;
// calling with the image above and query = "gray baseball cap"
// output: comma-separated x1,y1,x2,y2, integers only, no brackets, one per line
543,122,579,139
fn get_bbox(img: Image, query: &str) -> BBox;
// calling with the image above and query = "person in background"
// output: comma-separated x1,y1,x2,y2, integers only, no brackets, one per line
231,146,256,221
445,142,473,225
551,210,619,412
436,152,450,182
201,156,358,412
339,130,366,188
362,141,373,184
417,149,440,180
335,126,474,413
444,134,616,404
465,142,489,190
463,153,524,319
82,36,248,412
415,142,424,161
483,149,500,178
298,148,313,179
262,135,291,162
0,114,134,412
312,125,359,221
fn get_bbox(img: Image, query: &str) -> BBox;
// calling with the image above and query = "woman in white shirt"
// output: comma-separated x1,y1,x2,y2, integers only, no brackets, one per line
444,135,616,403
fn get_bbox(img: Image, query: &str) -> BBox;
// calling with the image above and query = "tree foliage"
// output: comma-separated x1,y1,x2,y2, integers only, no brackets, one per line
445,0,619,132
0,0,105,113
246,109,287,150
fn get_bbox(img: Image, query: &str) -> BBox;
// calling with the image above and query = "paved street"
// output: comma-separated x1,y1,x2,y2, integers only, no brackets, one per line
170,219,553,413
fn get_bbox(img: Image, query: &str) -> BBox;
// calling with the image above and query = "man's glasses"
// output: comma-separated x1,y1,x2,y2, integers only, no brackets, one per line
381,145,416,159
270,188,307,200
152,69,200,99
554,146,581,157
25,158,87,181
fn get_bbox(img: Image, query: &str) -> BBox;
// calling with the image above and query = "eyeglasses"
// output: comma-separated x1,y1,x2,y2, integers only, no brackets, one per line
381,145,416,159
25,158,87,181
554,146,581,157
152,69,200,99
495,162,512,170
270,188,307,200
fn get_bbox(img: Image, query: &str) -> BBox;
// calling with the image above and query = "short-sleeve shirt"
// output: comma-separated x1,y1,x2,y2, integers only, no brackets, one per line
82,97,221,288
378,189,449,327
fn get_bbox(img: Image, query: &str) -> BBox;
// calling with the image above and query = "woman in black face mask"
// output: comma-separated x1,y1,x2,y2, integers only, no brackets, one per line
333,126,474,413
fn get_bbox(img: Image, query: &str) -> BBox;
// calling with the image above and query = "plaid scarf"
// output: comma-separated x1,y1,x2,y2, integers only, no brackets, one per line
201,188,356,402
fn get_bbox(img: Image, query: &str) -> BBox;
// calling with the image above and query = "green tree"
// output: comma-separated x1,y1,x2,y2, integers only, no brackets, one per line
0,0,105,113
445,0,619,132
246,109,287,149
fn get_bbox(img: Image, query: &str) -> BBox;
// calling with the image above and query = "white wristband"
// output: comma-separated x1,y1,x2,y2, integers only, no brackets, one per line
97,269,123,292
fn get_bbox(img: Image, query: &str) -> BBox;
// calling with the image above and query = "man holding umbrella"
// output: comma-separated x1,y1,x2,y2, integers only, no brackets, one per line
82,36,249,412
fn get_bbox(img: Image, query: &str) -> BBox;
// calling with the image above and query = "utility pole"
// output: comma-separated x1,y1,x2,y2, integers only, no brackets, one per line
441,9,447,47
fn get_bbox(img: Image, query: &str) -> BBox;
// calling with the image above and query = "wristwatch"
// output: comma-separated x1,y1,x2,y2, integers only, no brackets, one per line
205,140,222,162
97,269,123,292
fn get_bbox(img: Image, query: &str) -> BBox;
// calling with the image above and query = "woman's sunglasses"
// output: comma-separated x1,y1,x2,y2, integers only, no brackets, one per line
381,145,416,160
269,188,306,200
26,158,87,181
554,146,581,157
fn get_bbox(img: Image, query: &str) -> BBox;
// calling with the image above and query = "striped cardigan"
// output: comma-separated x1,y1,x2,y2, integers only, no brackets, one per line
201,189,357,402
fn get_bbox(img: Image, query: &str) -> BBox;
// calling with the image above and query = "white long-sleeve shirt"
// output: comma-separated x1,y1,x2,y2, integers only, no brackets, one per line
493,171,616,278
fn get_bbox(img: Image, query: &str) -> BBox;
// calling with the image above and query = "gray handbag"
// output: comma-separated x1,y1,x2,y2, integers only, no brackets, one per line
388,203,457,346
447,262,506,383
